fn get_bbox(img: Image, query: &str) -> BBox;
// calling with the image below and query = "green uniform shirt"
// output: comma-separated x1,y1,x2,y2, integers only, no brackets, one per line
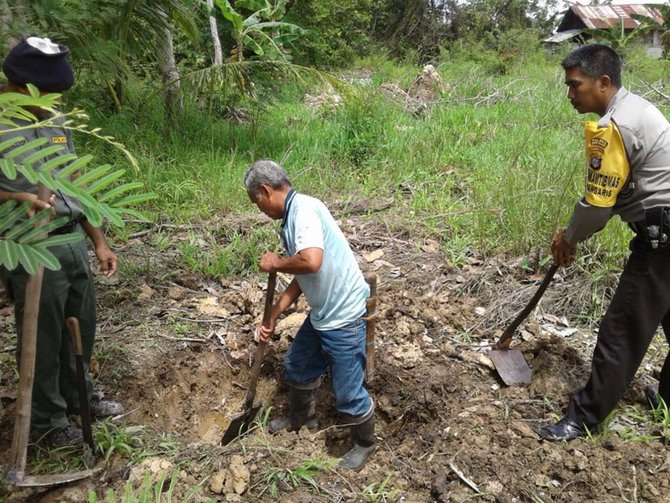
0,114,84,220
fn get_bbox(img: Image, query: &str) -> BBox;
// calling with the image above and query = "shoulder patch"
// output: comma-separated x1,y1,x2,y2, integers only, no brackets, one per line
583,121,630,208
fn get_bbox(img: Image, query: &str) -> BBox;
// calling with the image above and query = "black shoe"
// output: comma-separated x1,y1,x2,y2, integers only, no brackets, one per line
645,385,661,409
89,392,124,418
535,416,587,441
43,426,84,447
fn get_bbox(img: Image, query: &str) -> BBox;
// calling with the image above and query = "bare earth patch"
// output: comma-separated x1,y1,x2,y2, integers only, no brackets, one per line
1,204,669,502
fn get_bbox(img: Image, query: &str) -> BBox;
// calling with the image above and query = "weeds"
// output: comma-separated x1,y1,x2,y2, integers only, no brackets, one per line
650,394,670,442
87,471,213,503
28,442,88,475
361,474,400,502
256,453,338,498
96,420,139,462
0,350,17,379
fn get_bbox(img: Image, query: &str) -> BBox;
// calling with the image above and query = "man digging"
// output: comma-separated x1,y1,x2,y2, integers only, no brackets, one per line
245,159,375,470
538,45,670,441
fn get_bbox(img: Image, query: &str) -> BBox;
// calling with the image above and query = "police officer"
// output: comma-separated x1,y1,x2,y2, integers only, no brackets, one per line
537,44,670,441
0,37,123,447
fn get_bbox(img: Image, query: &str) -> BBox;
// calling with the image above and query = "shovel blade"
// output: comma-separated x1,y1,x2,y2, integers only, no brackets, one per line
489,348,532,386
221,404,262,445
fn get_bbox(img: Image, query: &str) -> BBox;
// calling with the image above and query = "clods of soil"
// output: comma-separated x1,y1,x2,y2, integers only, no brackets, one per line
1,211,668,502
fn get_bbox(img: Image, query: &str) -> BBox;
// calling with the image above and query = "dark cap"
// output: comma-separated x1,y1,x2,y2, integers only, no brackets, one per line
3,37,74,92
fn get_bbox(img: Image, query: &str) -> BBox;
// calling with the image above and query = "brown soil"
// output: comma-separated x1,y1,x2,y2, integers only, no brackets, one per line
1,207,669,502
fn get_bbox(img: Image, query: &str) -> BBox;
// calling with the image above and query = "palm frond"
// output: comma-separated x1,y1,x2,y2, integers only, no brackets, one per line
178,60,353,99
0,202,82,274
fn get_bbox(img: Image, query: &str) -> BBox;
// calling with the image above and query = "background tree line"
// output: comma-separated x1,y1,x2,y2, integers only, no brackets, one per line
1,0,668,115
0,0,564,109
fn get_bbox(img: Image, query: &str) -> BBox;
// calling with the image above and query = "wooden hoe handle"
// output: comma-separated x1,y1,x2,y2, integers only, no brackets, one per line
244,272,276,410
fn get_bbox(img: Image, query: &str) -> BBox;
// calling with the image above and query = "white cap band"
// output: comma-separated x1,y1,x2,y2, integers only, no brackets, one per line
26,37,61,55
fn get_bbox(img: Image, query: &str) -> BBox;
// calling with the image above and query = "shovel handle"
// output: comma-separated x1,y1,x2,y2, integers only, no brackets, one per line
364,272,377,383
244,272,276,410
66,318,83,356
495,264,558,349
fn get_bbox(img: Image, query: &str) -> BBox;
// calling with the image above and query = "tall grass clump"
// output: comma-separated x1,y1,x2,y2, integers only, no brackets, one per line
75,49,670,272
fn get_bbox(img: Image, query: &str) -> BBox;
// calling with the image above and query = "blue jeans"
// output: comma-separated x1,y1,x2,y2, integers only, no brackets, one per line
284,316,372,417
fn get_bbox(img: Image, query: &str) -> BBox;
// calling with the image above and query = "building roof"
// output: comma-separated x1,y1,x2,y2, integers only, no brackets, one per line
557,4,664,31
543,29,584,43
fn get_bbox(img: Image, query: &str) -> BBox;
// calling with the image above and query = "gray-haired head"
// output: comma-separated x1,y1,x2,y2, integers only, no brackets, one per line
561,44,622,88
244,159,291,197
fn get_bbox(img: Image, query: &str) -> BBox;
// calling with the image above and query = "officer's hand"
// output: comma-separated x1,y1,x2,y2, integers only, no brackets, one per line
94,244,118,277
255,319,276,344
13,192,56,218
259,252,280,273
551,229,577,267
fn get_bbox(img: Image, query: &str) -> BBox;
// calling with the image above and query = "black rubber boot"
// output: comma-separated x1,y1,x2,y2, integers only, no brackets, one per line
269,386,318,434
339,409,376,471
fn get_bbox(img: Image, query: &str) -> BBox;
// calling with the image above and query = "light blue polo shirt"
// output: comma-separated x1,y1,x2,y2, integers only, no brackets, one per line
281,190,369,330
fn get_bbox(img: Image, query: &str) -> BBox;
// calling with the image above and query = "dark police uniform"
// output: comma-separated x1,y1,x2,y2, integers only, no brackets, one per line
0,115,96,432
564,87,670,428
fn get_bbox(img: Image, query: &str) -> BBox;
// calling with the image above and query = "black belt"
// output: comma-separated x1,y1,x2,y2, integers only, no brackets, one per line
629,215,670,250
49,219,82,236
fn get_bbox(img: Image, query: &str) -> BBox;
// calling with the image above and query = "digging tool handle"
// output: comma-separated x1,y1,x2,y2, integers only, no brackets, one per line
7,184,51,485
365,272,377,382
244,272,276,410
495,264,559,350
66,317,95,450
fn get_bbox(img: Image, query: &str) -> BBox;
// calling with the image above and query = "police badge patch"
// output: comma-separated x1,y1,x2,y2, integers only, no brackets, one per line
590,156,602,170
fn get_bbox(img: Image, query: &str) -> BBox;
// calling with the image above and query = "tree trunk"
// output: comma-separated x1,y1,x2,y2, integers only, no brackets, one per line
157,8,182,115
206,0,223,65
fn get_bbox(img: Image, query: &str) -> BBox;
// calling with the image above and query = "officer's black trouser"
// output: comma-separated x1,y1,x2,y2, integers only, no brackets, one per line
0,229,96,432
568,238,670,428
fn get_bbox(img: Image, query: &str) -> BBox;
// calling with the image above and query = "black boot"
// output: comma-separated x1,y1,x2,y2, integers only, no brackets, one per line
535,415,587,441
339,407,376,471
269,384,318,434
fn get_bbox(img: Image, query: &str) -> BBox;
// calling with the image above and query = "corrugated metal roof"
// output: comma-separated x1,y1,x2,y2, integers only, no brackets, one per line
571,4,664,30
544,29,584,43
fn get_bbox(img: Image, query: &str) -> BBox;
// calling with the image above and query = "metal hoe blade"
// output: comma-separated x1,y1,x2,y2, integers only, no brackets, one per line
490,265,558,386
7,469,95,488
489,349,532,386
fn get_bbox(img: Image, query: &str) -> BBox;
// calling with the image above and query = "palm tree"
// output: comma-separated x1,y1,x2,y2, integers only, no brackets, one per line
214,0,304,63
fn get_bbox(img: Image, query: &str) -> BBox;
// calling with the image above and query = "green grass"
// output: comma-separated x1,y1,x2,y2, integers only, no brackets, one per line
75,48,670,279
650,393,670,442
